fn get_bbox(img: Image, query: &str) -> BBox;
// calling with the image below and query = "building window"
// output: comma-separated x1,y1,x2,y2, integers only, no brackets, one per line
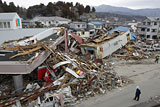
143,22,146,25
0,22,2,28
141,28,145,31
152,35,157,39
147,28,150,32
147,35,150,38
82,31,85,35
7,22,10,28
152,29,157,32
77,25,80,28
90,31,94,34
154,22,157,25
4,22,7,28
147,22,151,25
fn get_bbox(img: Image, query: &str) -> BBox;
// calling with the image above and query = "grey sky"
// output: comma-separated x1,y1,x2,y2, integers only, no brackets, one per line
2,0,160,9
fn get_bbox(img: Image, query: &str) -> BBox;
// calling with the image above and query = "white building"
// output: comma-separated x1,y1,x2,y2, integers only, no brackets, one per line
70,22,96,38
138,17,160,40
0,12,22,30
70,22,87,30
128,22,139,32
75,29,95,38
32,16,71,27
80,30,129,59
88,21,103,30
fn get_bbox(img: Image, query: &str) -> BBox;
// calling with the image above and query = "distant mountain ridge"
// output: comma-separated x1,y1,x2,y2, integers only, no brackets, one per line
95,5,160,17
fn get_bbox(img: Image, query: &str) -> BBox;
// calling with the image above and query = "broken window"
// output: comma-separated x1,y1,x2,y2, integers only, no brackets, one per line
143,22,146,25
152,35,157,39
141,28,145,31
147,35,150,38
154,22,157,25
141,35,145,37
147,28,150,32
151,29,157,32
147,22,151,25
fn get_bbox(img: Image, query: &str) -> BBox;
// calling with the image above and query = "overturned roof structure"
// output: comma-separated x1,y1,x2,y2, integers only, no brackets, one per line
0,27,65,74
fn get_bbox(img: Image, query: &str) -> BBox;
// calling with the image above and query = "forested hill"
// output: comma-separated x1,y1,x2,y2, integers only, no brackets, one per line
0,0,96,20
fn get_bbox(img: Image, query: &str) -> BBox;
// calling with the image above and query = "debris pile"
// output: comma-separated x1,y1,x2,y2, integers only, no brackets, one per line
113,41,154,60
0,38,129,106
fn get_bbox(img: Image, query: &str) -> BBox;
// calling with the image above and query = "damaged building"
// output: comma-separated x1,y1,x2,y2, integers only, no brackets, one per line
80,27,130,59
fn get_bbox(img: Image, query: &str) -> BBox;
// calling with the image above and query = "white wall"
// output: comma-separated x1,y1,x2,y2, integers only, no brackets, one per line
97,31,129,58
12,14,22,29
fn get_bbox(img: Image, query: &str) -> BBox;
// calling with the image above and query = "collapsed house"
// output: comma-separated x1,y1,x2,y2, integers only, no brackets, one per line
80,27,130,59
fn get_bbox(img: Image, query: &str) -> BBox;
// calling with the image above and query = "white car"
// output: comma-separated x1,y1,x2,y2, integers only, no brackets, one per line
153,45,160,51
142,45,154,51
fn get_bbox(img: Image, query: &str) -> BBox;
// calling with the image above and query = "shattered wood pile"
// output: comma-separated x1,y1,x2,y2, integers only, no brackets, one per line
0,40,129,106
114,41,153,60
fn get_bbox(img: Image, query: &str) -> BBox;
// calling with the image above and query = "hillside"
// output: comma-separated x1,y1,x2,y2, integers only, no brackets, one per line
95,5,160,17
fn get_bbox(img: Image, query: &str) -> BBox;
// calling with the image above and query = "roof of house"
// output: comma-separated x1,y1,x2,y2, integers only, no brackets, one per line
90,21,103,25
108,26,130,34
147,17,160,21
32,16,71,22
0,12,18,21
71,21,87,24
0,28,48,45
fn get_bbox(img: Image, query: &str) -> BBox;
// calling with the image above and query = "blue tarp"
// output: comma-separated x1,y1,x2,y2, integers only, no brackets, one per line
130,33,136,40
108,26,130,34
90,21,103,25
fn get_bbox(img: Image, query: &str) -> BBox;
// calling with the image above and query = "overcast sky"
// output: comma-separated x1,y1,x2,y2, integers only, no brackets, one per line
2,0,160,9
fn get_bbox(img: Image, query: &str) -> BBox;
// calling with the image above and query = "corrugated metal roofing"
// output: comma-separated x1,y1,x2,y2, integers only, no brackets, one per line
108,26,130,34
0,12,18,21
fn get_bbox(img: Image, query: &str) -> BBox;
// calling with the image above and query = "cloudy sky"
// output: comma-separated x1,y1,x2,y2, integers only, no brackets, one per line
2,0,159,9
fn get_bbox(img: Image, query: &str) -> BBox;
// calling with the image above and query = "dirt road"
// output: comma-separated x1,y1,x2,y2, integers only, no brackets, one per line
77,59,160,107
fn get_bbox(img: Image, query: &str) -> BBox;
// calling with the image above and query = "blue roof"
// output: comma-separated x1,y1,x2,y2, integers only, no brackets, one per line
90,21,103,25
130,33,136,40
108,26,130,34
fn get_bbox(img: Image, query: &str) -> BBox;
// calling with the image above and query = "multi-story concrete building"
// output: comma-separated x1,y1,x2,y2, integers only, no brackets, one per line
138,17,160,40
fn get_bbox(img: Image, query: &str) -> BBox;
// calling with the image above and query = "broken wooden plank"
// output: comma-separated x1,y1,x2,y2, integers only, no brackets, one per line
10,46,42,59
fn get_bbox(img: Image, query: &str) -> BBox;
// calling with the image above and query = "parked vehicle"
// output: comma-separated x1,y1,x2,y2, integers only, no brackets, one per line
142,45,154,51
153,44,160,51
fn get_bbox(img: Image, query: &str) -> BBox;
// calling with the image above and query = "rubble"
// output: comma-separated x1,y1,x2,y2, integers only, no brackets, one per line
0,28,144,107
112,41,154,60
0,29,131,107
